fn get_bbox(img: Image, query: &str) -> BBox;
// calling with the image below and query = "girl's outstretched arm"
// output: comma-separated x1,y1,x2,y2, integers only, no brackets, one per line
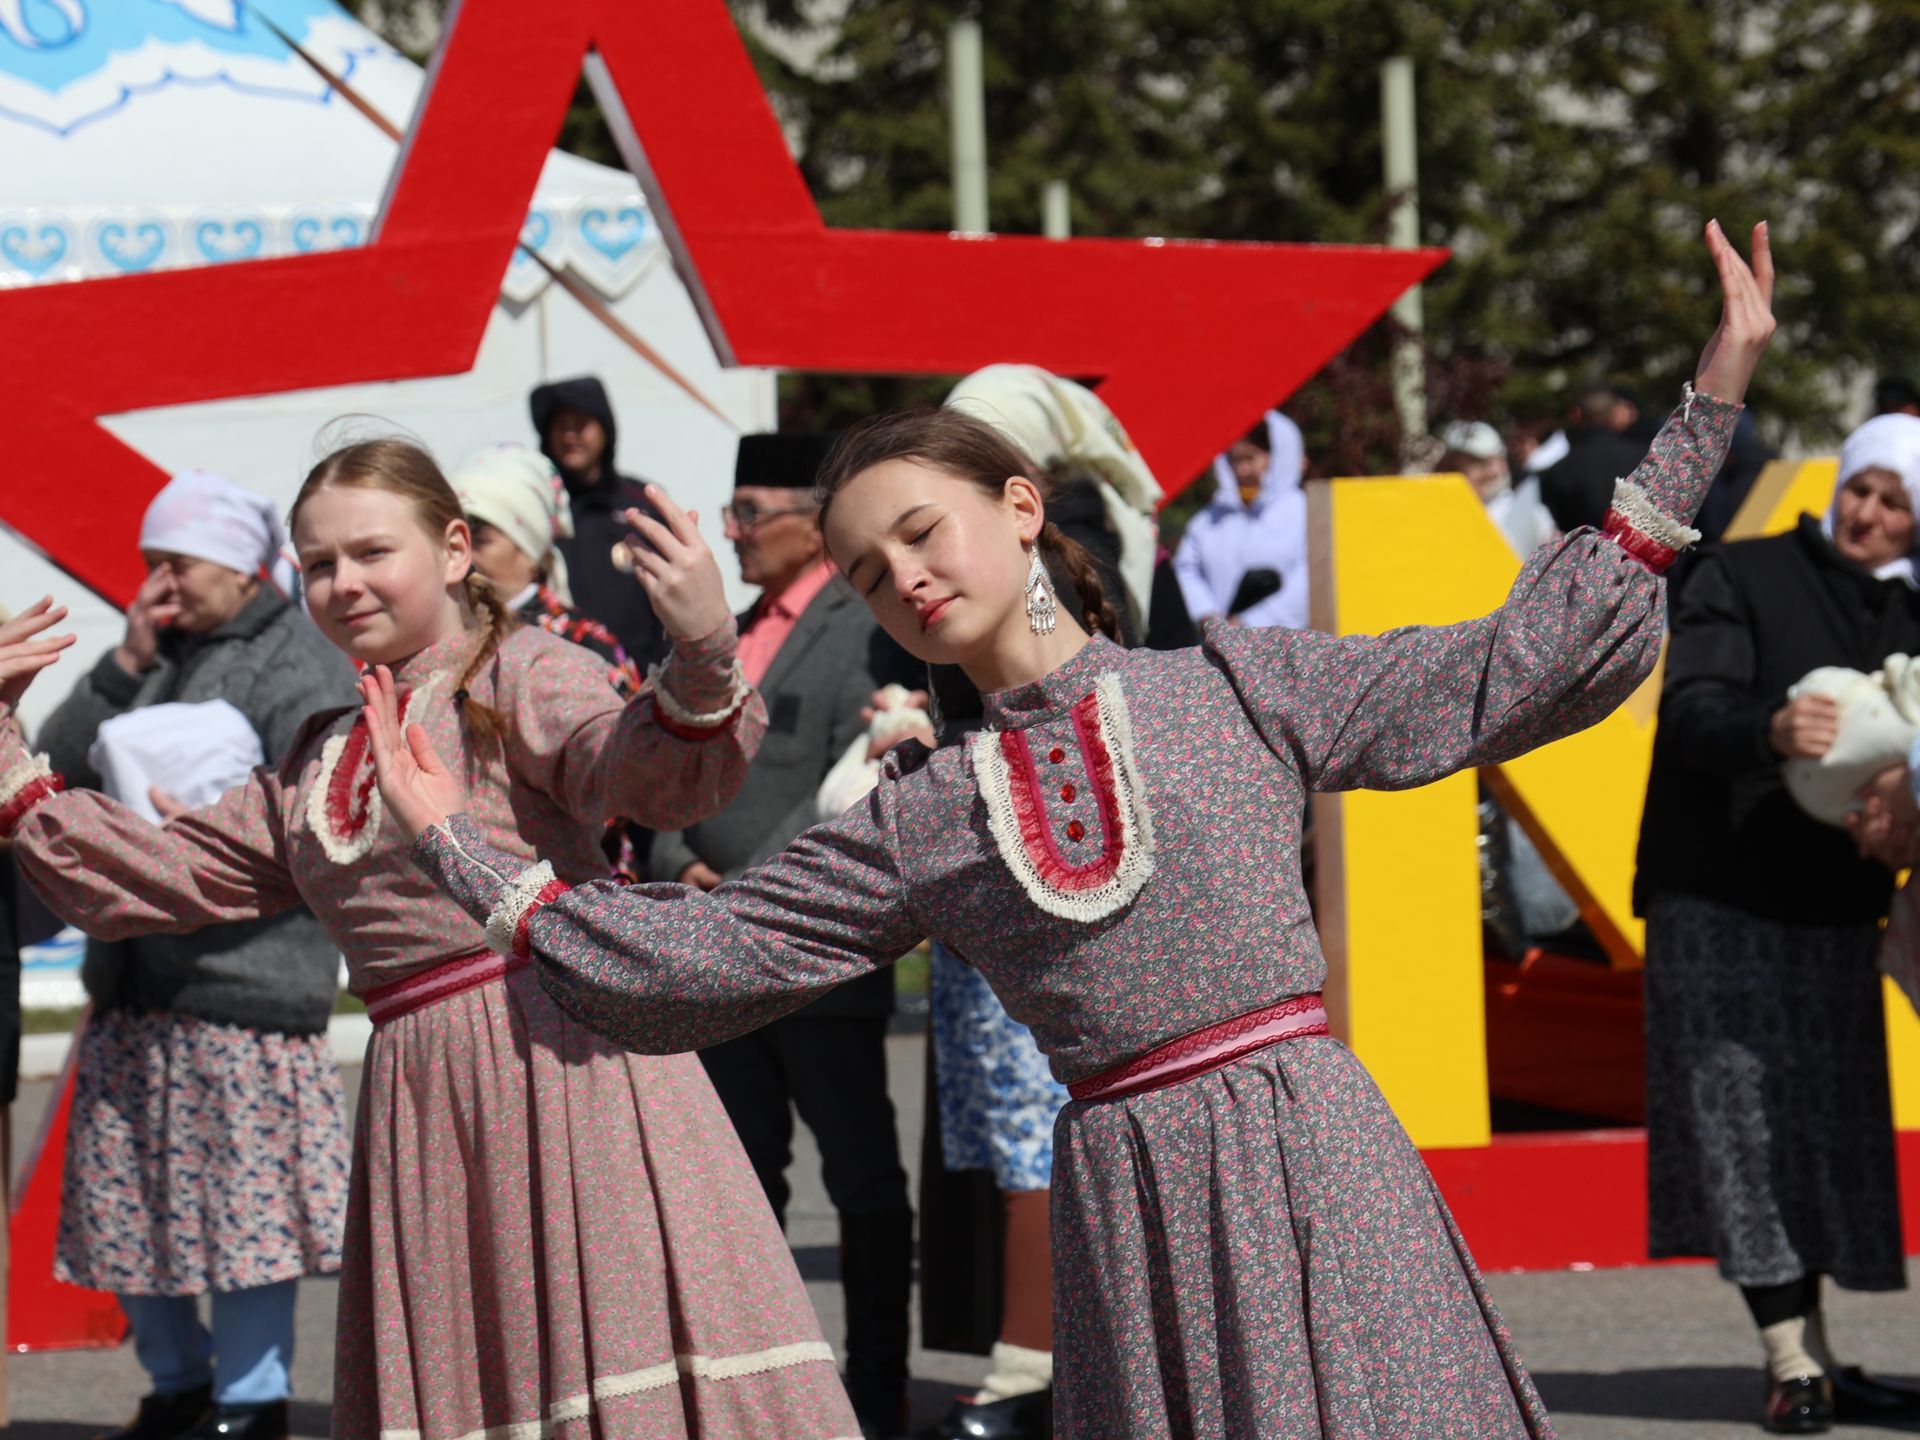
411,783,925,1055
1212,220,1774,793
363,672,926,1054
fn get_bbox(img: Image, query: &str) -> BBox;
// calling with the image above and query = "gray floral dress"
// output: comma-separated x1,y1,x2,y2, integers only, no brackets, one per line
411,393,1741,1439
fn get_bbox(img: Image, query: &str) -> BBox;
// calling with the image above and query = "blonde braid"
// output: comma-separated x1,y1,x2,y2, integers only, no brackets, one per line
454,571,515,751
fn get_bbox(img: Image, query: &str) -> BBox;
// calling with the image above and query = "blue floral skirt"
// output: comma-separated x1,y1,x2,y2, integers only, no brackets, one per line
928,943,1068,1191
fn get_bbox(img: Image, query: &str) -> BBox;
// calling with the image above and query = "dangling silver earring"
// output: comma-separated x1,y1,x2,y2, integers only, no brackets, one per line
1025,544,1058,636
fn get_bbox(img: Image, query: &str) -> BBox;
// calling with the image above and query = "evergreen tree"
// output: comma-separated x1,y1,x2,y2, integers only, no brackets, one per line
346,0,1920,474
750,0,1920,472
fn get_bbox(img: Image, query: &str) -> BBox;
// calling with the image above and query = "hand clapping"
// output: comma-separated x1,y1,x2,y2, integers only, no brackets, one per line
359,666,466,841
620,486,731,643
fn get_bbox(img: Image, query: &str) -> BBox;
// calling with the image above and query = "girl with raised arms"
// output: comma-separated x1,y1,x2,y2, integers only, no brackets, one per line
0,442,864,1439
377,223,1767,1439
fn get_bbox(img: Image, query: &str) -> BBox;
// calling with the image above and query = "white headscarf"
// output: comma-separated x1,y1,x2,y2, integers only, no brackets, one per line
1825,413,1920,585
946,364,1163,629
450,443,576,605
139,469,289,589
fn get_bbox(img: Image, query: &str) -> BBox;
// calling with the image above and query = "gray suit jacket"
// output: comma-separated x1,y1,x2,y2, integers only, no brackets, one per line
650,577,915,1017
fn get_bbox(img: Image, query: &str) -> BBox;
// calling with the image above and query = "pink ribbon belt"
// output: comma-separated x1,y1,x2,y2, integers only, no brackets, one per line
1068,994,1330,1103
363,947,524,1027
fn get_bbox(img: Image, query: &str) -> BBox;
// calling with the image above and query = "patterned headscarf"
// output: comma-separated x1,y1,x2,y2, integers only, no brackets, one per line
451,443,576,605
947,364,1163,629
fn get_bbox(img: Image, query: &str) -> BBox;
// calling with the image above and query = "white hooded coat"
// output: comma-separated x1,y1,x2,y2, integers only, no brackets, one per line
1171,411,1309,630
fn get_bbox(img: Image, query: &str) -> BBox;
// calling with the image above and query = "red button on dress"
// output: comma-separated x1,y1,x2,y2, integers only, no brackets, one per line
1049,747,1066,764
1060,783,1077,803
1067,820,1086,842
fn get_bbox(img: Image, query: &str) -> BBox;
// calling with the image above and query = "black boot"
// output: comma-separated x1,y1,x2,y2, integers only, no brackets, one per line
841,1209,914,1438
96,1387,214,1440
182,1402,289,1440
933,1389,1053,1440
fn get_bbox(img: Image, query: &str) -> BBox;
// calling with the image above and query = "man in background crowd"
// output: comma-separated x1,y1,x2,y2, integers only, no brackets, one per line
1539,380,1651,534
528,375,669,669
1876,376,1920,418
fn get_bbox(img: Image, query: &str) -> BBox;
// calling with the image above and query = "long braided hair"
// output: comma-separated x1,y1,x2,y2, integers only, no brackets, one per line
291,438,515,750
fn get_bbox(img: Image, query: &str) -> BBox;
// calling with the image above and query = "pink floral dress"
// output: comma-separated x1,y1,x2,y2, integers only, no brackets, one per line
1,621,862,1440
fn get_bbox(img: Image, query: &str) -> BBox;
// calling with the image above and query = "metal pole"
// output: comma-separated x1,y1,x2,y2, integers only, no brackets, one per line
1380,55,1426,450
949,20,989,234
1042,179,1071,238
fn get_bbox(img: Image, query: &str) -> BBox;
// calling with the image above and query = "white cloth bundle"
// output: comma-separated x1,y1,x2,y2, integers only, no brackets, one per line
816,684,932,820
88,699,264,823
1781,654,1920,826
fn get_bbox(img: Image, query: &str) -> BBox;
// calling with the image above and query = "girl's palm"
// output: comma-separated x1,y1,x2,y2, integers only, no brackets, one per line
359,667,465,840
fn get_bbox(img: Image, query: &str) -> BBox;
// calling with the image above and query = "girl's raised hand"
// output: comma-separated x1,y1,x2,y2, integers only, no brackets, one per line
621,486,731,642
0,598,76,714
1694,219,1776,407
359,665,465,841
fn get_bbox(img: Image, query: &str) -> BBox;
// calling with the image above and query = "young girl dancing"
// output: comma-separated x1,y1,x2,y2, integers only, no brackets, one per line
0,441,862,1440
364,223,1773,1439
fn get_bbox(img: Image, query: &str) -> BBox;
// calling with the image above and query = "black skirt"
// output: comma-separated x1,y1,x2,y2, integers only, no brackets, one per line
1644,892,1905,1291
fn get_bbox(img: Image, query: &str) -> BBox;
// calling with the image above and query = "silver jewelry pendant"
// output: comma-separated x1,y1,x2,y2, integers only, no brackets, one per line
1025,545,1058,636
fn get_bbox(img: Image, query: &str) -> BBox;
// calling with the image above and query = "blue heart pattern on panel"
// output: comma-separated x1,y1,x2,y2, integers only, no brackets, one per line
97,221,168,273
290,215,364,253
579,206,649,262
519,210,553,252
193,217,265,263
0,223,70,277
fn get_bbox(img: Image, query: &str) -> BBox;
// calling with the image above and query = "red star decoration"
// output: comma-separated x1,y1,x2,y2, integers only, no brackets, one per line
0,0,1441,606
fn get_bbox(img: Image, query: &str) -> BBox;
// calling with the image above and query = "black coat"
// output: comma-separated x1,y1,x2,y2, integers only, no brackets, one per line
529,375,669,669
1539,428,1649,534
1634,515,1920,924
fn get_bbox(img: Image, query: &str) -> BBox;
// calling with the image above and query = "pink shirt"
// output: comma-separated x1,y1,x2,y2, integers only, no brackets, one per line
735,560,839,687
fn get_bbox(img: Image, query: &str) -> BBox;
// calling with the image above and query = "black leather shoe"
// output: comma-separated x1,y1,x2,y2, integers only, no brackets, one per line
1763,1374,1833,1434
933,1388,1053,1440
96,1386,213,1440
182,1402,288,1440
1831,1364,1920,1421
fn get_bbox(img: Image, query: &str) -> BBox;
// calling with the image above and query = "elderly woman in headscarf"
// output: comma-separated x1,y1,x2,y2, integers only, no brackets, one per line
32,471,358,1440
891,365,1160,1440
449,443,640,696
1634,412,1920,1434
1171,409,1310,631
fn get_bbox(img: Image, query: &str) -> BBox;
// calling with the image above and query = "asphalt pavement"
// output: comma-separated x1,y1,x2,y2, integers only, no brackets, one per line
5,1033,1920,1438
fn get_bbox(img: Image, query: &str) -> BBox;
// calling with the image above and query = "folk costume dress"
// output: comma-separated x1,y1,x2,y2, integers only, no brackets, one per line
409,392,1742,1440
0,622,864,1440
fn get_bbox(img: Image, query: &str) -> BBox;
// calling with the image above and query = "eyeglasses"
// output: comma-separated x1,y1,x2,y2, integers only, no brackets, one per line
723,499,818,530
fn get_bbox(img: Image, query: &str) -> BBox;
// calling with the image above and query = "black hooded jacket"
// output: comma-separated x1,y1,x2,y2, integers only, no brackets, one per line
529,375,668,668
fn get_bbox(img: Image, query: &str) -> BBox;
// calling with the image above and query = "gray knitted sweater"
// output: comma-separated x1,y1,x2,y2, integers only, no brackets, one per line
37,590,357,1034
